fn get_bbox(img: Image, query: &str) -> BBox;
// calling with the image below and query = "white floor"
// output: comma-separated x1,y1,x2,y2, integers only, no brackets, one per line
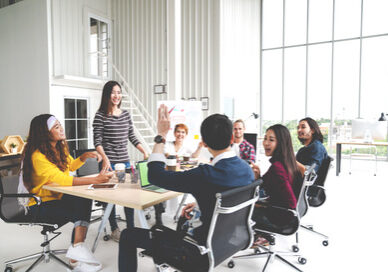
1,158,387,272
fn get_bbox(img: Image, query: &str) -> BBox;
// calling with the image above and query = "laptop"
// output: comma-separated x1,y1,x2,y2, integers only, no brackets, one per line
137,161,168,193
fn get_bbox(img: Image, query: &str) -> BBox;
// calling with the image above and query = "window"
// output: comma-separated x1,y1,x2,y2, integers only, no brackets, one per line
64,98,89,153
88,16,110,78
260,0,388,153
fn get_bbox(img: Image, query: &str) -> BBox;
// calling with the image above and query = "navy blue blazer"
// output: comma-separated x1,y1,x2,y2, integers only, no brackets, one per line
148,156,254,243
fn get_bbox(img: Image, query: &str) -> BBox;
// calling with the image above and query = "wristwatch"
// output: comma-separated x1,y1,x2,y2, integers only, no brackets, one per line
154,135,166,144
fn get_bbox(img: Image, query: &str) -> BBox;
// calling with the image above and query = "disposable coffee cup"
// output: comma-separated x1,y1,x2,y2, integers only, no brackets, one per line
183,154,190,162
115,163,126,183
166,155,177,171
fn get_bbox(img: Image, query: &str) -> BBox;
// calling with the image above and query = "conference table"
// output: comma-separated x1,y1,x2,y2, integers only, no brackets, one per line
336,141,388,176
43,176,182,252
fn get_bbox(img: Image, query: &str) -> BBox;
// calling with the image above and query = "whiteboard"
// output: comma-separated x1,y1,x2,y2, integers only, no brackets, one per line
157,101,202,145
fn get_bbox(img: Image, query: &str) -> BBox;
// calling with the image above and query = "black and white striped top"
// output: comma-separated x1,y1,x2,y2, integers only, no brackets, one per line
93,110,140,164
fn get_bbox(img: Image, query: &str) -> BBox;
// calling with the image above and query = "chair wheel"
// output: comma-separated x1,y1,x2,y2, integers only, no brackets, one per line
145,214,151,220
322,240,329,246
227,260,235,268
254,248,260,254
298,257,307,264
103,235,110,241
292,245,299,252
5,266,13,272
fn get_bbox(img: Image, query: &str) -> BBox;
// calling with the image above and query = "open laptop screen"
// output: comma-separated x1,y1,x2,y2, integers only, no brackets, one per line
137,161,150,187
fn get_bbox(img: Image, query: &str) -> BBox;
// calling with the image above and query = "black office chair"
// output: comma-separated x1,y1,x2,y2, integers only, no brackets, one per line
0,175,72,272
145,181,260,271
231,165,317,272
299,156,333,247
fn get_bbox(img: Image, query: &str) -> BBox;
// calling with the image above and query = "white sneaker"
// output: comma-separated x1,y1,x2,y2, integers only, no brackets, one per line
66,243,102,272
67,261,102,272
110,228,121,242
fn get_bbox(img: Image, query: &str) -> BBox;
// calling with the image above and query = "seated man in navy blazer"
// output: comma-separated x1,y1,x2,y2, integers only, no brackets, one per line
118,104,254,272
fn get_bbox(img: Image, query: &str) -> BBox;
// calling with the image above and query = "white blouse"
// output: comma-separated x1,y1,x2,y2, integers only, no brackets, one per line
164,141,195,157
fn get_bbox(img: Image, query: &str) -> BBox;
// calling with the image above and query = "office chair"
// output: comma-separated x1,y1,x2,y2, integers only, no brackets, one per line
231,165,317,272
142,181,260,272
298,156,333,248
0,175,72,272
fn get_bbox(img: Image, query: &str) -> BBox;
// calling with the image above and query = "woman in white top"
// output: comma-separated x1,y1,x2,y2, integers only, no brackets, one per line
164,123,202,158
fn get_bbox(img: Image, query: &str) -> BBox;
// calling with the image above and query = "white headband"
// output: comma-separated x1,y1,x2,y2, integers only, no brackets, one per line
47,116,57,131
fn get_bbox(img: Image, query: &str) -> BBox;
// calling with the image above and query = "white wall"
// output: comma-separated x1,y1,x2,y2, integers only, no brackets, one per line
111,0,168,127
220,0,260,131
181,0,221,115
0,0,50,138
51,0,111,77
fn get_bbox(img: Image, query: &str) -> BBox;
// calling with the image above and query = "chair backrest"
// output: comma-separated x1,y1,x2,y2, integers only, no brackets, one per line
206,181,260,268
307,156,333,207
0,175,29,223
297,165,318,218
73,149,100,177
315,156,333,187
243,133,257,154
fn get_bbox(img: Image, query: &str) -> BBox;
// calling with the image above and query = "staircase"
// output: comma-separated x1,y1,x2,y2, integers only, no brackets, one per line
111,64,157,162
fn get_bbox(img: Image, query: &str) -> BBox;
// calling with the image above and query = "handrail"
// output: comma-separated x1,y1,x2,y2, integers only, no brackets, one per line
95,51,157,154
110,63,157,129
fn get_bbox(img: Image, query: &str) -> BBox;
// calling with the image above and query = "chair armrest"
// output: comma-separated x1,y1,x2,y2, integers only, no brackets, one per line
182,236,210,255
2,193,41,206
255,202,298,217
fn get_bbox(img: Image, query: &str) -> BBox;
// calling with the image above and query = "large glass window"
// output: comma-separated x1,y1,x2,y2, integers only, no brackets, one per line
64,98,89,153
261,0,388,153
88,16,110,78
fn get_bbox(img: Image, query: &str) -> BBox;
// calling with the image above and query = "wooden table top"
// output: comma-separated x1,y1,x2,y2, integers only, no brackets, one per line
43,181,182,210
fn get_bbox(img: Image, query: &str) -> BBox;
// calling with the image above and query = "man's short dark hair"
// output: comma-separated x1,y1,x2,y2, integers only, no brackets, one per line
201,114,233,150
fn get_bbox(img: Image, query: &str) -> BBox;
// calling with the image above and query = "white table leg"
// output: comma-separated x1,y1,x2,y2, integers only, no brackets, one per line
92,203,114,253
136,209,149,229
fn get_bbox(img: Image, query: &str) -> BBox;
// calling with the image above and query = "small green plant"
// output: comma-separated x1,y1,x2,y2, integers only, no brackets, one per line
10,143,17,148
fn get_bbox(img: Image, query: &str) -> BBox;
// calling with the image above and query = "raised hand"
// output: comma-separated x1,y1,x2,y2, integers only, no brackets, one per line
157,104,171,137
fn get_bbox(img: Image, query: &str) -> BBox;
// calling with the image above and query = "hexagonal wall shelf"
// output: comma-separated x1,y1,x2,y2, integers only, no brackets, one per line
0,135,25,155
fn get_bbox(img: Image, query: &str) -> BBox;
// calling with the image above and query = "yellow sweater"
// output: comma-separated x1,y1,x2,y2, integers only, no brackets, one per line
28,150,84,206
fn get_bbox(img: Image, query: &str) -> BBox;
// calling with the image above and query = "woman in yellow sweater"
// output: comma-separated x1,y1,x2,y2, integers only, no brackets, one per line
22,114,113,272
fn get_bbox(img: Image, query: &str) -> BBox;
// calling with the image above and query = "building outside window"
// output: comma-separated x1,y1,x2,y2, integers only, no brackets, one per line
64,98,89,153
260,0,388,155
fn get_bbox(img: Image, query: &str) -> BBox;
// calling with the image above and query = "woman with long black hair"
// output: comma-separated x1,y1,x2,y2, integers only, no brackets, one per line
93,80,149,241
251,124,301,245
23,114,112,271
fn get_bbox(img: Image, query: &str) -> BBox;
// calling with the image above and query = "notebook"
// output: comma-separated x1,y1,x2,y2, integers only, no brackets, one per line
137,161,168,193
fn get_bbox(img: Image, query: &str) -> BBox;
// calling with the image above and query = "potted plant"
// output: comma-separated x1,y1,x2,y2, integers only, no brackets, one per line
10,143,18,154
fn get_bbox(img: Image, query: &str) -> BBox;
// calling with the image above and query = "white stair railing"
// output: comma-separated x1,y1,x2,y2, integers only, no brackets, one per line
95,51,157,160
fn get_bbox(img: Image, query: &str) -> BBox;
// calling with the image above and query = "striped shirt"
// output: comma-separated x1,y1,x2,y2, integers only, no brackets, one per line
93,110,140,164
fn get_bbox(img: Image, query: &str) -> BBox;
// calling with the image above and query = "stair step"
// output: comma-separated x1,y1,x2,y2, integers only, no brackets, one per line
142,136,154,139
137,128,153,131
133,121,147,124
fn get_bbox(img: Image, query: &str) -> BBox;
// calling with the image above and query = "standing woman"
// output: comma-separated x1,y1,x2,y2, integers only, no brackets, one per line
93,80,149,241
23,114,112,271
251,124,301,245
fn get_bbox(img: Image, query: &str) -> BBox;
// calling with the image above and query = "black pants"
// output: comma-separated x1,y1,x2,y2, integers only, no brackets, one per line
28,194,92,242
100,202,134,231
118,227,152,272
